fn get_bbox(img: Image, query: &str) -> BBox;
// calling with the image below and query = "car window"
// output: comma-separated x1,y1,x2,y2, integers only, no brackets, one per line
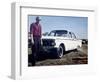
67,32,72,38
55,31,67,37
71,32,76,39
49,30,68,37
62,34,67,37
48,31,55,36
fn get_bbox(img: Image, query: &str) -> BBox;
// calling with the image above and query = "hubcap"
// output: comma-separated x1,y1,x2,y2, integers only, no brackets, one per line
58,46,63,58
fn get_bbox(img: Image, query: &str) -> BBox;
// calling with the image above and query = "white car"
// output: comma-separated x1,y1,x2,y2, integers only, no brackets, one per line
42,30,82,58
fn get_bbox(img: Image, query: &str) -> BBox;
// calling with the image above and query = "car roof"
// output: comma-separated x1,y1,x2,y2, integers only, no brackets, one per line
51,30,68,32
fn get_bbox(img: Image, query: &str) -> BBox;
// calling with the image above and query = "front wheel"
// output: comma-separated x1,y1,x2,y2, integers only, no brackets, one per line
56,46,64,58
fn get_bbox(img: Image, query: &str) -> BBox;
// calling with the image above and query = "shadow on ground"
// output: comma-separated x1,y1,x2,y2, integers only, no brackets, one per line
28,44,88,66
35,49,77,61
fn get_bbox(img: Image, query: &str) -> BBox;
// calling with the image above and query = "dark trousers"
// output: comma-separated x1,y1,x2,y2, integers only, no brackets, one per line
31,37,41,65
33,37,41,56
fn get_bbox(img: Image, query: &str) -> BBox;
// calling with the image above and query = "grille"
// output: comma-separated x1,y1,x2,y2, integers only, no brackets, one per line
42,39,54,46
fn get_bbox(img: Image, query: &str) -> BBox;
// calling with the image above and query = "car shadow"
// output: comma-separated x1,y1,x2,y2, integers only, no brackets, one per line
37,49,78,61
28,49,78,66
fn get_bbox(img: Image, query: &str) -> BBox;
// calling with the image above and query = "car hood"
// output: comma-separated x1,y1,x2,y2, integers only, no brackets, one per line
42,36,69,40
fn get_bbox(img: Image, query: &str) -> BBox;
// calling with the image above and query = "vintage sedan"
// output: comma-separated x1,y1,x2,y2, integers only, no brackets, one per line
42,30,82,58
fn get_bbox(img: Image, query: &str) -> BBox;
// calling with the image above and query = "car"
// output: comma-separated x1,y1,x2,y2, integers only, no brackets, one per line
41,30,82,58
82,39,88,44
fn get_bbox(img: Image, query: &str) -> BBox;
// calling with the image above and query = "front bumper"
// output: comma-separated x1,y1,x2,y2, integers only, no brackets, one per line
41,46,58,53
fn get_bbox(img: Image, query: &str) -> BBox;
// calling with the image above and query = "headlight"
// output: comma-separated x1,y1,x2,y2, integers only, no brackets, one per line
51,40,56,46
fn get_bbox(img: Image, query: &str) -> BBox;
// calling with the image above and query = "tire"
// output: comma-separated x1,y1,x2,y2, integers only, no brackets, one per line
56,45,64,58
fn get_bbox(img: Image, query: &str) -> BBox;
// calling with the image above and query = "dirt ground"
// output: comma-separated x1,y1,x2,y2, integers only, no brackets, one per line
28,44,88,66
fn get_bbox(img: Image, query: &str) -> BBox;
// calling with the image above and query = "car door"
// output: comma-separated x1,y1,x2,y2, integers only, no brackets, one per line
65,32,73,50
71,32,78,49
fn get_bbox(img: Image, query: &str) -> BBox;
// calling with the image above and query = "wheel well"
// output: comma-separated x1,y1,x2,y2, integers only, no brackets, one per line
60,43,65,52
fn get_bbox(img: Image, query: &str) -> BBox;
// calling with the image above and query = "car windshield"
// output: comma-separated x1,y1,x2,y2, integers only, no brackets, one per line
49,30,67,37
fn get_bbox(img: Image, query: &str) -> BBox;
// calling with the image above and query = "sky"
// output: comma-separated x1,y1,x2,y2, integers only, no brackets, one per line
28,15,88,39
